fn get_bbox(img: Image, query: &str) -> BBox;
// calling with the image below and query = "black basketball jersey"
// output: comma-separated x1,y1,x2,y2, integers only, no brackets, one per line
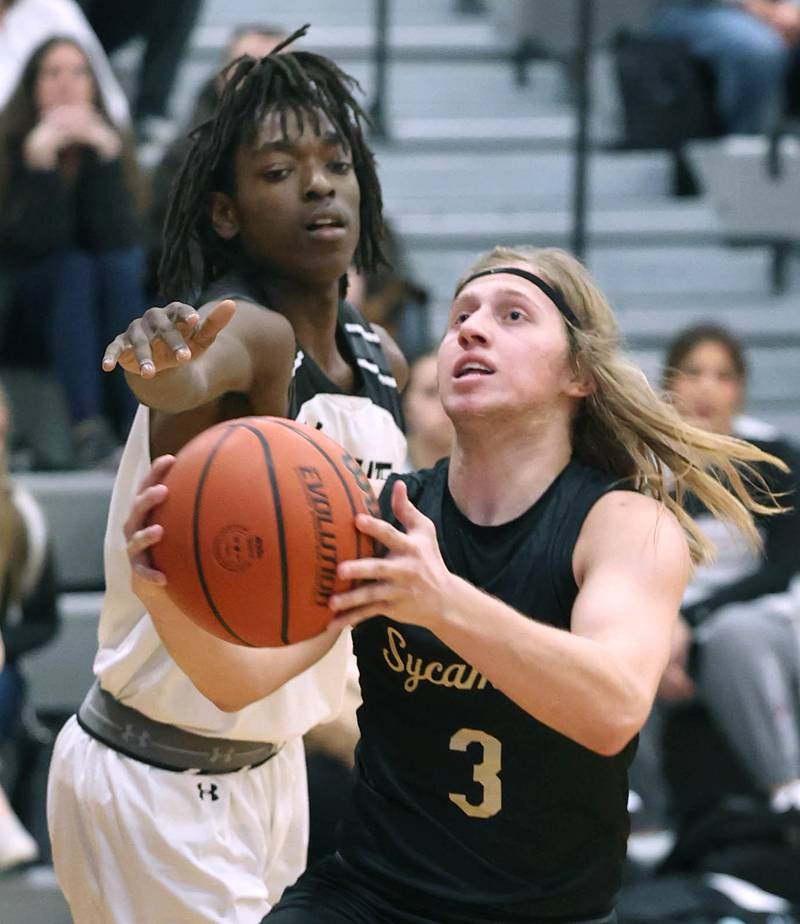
200,271,408,480
339,458,634,922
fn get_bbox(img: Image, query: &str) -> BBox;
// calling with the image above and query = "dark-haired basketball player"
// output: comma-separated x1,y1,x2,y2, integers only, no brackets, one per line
127,246,784,922
46,29,408,924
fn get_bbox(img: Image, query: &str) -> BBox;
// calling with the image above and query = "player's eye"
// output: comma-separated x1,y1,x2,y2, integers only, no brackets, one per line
329,160,353,174
263,167,291,182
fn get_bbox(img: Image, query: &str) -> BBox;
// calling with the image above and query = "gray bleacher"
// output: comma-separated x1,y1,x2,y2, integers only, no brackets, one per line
3,0,799,919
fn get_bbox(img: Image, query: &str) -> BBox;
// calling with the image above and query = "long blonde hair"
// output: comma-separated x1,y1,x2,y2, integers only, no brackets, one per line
454,246,787,564
0,387,28,602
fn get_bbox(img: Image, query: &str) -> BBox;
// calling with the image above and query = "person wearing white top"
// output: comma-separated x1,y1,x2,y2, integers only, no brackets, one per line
0,0,129,126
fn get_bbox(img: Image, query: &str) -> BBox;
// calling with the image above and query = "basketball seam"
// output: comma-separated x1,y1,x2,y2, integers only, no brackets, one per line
239,424,291,645
193,425,254,647
267,418,366,590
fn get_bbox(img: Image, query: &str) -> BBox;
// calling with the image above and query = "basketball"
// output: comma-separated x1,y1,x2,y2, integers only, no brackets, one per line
148,416,380,647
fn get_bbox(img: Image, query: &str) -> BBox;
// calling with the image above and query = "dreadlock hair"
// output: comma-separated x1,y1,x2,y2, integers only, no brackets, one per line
159,25,385,301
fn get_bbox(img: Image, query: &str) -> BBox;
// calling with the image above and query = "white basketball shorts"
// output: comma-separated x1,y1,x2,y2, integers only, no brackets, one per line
47,716,308,924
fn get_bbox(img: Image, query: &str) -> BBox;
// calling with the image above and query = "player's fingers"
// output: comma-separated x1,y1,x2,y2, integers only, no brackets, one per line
131,558,167,586
126,320,159,377
137,455,175,494
165,302,200,327
337,557,396,583
328,605,385,629
145,311,193,362
123,482,169,540
127,524,163,558
353,514,410,551
329,581,398,613
102,333,132,371
391,480,434,534
190,299,236,349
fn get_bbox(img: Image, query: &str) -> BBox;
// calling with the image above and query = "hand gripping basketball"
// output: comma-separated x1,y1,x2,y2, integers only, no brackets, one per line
145,417,380,647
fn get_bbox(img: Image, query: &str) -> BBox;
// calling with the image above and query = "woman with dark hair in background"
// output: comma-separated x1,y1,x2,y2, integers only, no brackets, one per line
633,323,800,828
0,36,145,467
0,384,58,871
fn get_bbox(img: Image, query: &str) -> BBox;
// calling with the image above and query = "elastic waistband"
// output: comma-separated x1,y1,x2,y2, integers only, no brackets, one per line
77,681,282,774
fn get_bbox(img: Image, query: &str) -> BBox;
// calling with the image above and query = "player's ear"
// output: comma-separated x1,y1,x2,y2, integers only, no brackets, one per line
210,192,240,240
564,360,595,399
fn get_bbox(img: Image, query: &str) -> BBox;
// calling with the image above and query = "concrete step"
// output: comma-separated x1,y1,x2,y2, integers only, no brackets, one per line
395,202,722,248
0,866,71,924
615,298,800,344
171,56,570,123
16,471,113,593
192,22,508,62
376,148,673,208
200,0,490,29
22,593,102,716
406,245,798,332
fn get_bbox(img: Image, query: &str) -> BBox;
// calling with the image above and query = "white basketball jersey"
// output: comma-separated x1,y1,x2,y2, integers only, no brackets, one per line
94,308,408,741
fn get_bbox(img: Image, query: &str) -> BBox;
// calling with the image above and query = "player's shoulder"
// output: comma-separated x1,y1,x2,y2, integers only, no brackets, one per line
579,490,689,571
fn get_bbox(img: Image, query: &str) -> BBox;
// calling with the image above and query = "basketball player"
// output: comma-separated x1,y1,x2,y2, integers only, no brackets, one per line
46,31,408,924
126,246,784,922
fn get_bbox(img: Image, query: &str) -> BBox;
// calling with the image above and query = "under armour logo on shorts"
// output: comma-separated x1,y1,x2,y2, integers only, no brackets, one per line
197,783,219,802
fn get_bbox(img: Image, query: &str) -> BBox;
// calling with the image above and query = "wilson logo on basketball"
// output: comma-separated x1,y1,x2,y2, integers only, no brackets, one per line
212,525,264,573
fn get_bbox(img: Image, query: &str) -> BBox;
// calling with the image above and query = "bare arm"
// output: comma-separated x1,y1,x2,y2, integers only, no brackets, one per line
125,457,343,712
332,484,690,756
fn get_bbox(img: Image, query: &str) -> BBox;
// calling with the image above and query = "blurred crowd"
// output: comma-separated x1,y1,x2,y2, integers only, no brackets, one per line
0,0,429,473
0,2,797,919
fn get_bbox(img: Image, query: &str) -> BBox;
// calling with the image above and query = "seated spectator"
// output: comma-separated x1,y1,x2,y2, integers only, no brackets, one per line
403,351,454,470
82,0,202,143
0,36,146,467
0,385,58,870
632,323,800,826
0,0,129,126
147,23,288,296
652,0,800,134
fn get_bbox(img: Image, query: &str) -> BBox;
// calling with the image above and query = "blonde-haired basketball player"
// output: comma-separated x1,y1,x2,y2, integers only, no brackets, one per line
128,246,785,923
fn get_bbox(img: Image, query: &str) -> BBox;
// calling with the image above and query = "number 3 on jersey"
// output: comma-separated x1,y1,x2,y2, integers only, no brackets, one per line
448,728,502,819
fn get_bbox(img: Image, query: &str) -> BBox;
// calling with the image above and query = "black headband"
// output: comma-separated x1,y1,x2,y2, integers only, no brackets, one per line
454,267,581,330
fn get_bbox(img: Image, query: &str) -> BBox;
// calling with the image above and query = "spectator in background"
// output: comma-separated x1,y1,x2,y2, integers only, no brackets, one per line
652,0,800,133
82,0,202,143
0,385,58,870
403,351,453,470
0,37,146,467
347,221,430,361
0,0,129,126
633,323,800,827
147,24,288,296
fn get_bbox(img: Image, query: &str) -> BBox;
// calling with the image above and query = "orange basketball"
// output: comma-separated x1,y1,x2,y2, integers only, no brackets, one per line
148,417,379,647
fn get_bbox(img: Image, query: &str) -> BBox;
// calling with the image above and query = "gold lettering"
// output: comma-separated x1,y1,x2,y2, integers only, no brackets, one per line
441,663,468,689
404,656,425,693
382,626,406,673
423,661,444,685
381,627,490,695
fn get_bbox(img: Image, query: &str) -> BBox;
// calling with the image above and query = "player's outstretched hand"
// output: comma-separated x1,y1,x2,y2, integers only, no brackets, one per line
124,455,175,589
329,480,454,631
102,299,236,379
